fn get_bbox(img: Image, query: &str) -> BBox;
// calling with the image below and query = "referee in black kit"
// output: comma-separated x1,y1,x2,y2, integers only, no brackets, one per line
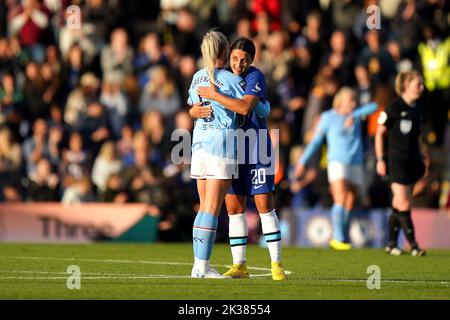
375,70,429,257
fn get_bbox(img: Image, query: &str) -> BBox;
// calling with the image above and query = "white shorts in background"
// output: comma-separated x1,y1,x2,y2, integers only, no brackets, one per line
327,161,364,187
190,148,238,180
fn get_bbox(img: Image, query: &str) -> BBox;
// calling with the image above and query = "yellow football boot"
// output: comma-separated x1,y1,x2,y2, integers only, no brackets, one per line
271,262,287,280
329,239,352,251
223,263,250,278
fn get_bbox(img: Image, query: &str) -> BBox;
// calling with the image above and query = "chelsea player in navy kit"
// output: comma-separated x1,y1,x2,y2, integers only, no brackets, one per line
191,38,286,280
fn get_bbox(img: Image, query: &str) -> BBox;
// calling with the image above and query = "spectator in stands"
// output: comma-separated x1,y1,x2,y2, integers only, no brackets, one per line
142,110,170,166
100,71,128,140
101,173,128,203
48,103,68,132
64,72,100,128
41,61,60,105
139,65,181,119
47,124,62,165
27,157,60,201
1,36,30,76
9,0,50,62
354,65,372,106
322,30,355,87
123,146,163,203
128,130,148,167
0,126,22,187
22,118,51,177
61,176,95,204
116,124,134,167
390,0,422,60
58,21,97,67
23,61,47,121
81,0,113,50
176,55,196,106
303,10,324,72
171,8,199,56
301,73,338,144
352,0,388,43
357,30,397,87
91,140,123,194
259,31,293,106
251,0,281,33
45,44,61,75
0,37,9,73
0,72,24,136
230,17,253,44
134,32,168,89
331,0,360,34
61,44,88,95
60,131,92,190
77,101,110,156
100,27,134,82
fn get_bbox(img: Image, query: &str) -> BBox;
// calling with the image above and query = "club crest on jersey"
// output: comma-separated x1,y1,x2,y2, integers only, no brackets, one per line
400,119,412,134
239,80,246,90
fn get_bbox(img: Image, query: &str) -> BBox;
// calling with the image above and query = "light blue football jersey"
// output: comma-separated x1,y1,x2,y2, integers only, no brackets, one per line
299,103,378,166
188,68,245,159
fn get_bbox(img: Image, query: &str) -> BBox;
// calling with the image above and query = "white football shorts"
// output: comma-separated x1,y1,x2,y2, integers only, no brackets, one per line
190,148,238,180
327,161,364,187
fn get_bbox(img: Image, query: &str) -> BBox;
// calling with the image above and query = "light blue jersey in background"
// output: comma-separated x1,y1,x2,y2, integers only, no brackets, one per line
299,103,378,166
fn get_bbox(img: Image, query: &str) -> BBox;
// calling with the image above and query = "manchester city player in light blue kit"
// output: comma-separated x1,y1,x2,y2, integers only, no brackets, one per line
295,87,377,250
188,31,269,279
192,38,287,280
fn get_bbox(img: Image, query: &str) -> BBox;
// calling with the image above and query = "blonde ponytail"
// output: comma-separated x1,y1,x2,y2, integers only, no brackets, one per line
200,30,228,84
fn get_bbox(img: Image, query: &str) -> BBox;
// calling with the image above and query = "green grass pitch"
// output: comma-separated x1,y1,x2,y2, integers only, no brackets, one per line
0,243,449,300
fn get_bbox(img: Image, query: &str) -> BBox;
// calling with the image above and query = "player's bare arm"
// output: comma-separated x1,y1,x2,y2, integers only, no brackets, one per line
375,124,388,177
189,102,212,119
197,83,259,116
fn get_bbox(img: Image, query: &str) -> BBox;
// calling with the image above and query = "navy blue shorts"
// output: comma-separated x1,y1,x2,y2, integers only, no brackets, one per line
228,164,275,196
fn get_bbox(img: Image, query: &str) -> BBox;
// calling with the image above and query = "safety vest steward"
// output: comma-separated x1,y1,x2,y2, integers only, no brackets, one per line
418,38,450,92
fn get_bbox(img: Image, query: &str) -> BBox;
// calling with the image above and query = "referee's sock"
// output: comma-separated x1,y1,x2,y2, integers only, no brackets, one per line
388,208,401,248
397,210,418,249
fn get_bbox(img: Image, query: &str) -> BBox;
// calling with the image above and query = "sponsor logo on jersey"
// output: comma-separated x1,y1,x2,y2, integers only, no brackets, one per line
400,119,412,134
252,82,262,93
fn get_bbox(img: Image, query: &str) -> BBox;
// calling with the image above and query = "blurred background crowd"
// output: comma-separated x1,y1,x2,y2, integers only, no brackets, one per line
0,0,449,241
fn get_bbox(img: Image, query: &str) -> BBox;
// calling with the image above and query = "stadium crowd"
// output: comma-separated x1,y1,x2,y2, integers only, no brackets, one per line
0,0,449,241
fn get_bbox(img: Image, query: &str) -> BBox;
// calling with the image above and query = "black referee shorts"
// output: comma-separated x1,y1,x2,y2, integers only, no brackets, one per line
387,158,425,185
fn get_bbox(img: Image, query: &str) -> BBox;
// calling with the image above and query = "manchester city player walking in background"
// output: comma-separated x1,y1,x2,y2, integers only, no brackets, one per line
295,88,378,250
376,70,429,257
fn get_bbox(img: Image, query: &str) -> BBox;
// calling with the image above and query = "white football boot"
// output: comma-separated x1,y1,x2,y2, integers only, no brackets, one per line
191,266,231,279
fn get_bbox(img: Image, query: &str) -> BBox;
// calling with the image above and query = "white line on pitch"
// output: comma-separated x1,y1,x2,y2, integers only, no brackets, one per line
0,255,293,278
0,256,279,272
